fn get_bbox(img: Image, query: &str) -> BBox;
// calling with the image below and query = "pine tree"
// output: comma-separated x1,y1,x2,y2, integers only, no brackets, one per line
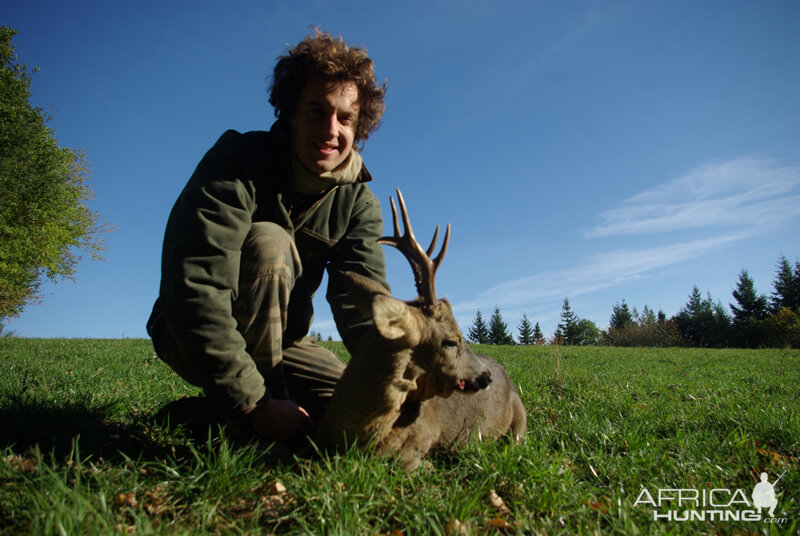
532,322,545,344
609,300,634,330
731,269,768,325
517,314,534,345
488,307,514,345
675,286,732,347
770,256,800,312
556,298,580,345
639,305,657,326
467,309,489,344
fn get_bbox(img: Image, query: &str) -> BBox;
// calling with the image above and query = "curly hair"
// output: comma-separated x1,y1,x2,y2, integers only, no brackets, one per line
269,29,387,145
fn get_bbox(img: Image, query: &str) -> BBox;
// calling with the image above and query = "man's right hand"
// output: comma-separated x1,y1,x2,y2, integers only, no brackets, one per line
245,398,313,444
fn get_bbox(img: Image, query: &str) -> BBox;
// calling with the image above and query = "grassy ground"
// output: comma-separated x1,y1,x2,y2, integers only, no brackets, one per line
0,339,798,535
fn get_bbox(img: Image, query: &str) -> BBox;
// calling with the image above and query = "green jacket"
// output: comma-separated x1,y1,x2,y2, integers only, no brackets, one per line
149,125,388,412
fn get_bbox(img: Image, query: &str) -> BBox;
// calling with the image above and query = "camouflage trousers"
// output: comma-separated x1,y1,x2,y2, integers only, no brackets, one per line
150,222,345,423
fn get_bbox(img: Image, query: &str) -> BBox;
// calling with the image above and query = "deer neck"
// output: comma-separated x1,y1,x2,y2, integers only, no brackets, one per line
317,343,423,447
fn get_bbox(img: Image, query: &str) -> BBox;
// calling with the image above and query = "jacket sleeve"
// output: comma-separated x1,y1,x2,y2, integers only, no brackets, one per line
159,131,266,412
326,186,389,352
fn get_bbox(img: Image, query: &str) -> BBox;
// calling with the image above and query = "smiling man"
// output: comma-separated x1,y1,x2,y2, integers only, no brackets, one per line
146,31,390,446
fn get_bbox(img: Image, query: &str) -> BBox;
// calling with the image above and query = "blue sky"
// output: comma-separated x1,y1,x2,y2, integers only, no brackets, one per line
4,0,799,340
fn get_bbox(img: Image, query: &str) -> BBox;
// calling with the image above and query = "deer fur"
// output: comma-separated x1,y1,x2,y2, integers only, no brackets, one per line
315,271,527,471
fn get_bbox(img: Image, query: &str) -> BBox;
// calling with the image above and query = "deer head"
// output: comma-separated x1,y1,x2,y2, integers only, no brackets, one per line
343,189,491,393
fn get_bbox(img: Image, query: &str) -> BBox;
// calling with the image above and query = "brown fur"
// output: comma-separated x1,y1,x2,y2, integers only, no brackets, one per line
315,272,527,471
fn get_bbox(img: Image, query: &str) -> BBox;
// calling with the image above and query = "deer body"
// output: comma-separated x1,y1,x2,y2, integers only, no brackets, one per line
315,190,526,471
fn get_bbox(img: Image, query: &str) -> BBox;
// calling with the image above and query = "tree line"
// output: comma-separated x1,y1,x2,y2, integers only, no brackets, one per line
467,256,800,348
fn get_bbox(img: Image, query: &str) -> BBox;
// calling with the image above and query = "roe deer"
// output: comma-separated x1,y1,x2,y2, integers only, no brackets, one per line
316,190,527,471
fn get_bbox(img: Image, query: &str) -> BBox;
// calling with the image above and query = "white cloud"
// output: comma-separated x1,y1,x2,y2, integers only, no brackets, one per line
586,158,800,238
452,233,749,318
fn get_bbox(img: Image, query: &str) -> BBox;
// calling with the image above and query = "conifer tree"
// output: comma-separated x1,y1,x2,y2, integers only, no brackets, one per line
467,309,489,344
556,298,580,345
609,300,634,330
488,306,514,345
517,314,534,345
770,256,800,312
639,305,657,326
731,269,768,325
532,322,545,344
675,286,732,347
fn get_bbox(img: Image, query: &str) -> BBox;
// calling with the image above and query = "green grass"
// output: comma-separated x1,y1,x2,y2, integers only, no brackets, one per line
1,339,798,534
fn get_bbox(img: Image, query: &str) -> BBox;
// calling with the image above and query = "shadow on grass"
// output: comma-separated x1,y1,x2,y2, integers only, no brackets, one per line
0,396,198,462
0,396,300,467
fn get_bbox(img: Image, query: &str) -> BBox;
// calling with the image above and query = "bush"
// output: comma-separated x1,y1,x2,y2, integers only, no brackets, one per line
605,319,685,347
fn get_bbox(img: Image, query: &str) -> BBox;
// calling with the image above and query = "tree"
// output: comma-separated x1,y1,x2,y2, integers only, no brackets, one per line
605,301,684,347
639,305,657,326
574,318,601,346
517,314,534,345
488,306,514,345
674,286,731,347
467,309,489,344
761,307,800,348
609,300,634,330
555,298,580,345
0,27,107,318
731,269,768,324
532,322,545,344
770,256,800,313
729,269,768,347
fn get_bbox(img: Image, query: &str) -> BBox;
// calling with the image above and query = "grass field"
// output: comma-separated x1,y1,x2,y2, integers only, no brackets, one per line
1,339,798,535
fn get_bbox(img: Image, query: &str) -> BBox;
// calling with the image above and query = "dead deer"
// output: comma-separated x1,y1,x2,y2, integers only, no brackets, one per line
315,190,527,471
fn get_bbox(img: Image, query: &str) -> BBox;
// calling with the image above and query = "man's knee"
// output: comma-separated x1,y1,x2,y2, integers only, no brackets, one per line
240,222,302,282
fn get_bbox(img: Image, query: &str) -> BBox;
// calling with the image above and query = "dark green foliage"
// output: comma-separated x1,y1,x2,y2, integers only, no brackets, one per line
573,318,601,346
532,321,545,344
467,309,489,344
674,286,732,347
605,302,684,347
0,27,108,319
488,306,514,345
770,256,800,313
638,305,657,325
761,307,800,347
609,299,634,330
602,257,800,349
517,313,534,345
554,298,580,345
730,269,769,348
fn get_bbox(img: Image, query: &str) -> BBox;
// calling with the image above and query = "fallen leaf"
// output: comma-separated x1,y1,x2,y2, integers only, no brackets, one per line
489,515,508,528
446,519,467,535
586,498,612,513
3,454,38,472
116,492,137,507
489,489,512,516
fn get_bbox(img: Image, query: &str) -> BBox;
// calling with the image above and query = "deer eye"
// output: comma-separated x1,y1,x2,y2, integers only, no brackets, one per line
442,339,458,349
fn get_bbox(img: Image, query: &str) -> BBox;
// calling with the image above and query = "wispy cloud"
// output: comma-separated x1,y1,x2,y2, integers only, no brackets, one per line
452,232,750,318
586,158,800,238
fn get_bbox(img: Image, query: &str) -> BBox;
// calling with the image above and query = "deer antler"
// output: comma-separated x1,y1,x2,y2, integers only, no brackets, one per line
378,189,450,306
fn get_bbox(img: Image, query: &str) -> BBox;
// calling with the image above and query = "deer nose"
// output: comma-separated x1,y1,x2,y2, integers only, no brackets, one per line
475,370,492,390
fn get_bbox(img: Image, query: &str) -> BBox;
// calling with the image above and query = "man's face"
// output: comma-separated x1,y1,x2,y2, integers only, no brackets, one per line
289,76,359,174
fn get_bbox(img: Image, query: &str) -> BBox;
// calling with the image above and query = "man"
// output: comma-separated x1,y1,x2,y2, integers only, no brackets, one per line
147,30,390,446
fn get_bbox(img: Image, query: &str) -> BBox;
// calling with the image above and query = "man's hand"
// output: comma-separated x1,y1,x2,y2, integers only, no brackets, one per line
245,399,313,444
406,374,455,402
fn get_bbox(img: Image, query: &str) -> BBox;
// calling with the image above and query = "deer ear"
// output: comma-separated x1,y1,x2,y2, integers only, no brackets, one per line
371,295,421,346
